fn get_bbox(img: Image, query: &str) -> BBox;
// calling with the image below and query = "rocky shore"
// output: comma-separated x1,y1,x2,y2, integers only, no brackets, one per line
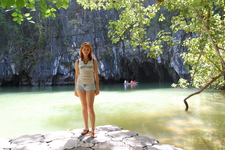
0,125,183,150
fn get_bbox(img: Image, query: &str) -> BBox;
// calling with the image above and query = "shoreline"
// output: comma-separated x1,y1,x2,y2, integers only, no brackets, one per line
0,125,183,150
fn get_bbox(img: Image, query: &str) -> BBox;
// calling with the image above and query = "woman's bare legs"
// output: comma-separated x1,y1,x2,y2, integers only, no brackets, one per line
77,90,89,130
77,90,96,133
86,91,96,132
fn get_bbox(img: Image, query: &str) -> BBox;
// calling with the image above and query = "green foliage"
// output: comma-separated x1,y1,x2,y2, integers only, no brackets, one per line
77,0,225,89
0,7,54,73
161,0,225,89
0,0,69,24
171,78,189,88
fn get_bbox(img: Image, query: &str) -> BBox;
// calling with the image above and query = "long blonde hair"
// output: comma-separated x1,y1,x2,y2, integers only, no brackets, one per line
79,42,93,60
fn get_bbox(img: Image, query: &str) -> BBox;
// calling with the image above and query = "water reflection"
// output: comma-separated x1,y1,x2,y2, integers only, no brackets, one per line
124,84,137,90
0,85,74,93
181,90,225,150
100,82,172,91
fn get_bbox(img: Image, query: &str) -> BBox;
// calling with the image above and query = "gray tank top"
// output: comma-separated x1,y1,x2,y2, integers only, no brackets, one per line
77,59,94,84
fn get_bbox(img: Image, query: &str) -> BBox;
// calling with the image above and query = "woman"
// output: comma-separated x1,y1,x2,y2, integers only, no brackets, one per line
74,42,100,138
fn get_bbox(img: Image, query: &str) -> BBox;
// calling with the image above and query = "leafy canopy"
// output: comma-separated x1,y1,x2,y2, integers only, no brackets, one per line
0,0,69,24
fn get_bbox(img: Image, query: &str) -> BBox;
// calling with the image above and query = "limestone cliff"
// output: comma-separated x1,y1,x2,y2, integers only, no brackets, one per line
0,0,189,86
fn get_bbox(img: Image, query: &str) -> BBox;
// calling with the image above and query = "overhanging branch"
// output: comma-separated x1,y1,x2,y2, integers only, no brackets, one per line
184,69,225,111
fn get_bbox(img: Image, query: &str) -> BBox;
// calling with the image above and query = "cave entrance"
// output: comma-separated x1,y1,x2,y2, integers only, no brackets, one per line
136,62,173,83
1,75,20,86
137,66,158,82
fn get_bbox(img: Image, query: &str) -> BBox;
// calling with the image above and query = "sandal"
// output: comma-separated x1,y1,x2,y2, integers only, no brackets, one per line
81,129,89,135
90,131,97,138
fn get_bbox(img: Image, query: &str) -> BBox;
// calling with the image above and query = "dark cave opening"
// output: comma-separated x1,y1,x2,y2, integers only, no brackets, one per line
1,75,20,86
136,63,174,83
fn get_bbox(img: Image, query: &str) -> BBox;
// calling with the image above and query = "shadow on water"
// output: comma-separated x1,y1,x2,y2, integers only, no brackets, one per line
43,101,225,149
188,90,225,150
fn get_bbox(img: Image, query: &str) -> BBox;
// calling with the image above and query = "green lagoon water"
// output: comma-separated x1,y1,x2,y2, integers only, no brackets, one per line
0,83,225,150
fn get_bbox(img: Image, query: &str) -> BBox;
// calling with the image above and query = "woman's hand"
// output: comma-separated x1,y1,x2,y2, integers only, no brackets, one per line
95,89,100,95
74,91,79,97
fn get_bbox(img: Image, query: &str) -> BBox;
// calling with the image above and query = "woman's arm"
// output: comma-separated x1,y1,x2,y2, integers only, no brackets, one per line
94,59,100,95
74,60,79,97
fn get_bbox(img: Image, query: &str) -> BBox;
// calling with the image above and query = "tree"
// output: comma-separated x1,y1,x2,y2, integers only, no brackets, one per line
0,0,69,24
76,0,225,111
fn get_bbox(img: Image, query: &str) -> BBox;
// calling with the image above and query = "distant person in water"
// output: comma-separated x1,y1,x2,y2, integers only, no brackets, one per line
74,42,100,138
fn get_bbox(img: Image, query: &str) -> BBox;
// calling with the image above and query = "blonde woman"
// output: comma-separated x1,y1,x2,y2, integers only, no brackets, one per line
74,42,100,138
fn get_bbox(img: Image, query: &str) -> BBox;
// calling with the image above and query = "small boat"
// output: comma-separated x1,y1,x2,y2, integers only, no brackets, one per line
124,80,139,85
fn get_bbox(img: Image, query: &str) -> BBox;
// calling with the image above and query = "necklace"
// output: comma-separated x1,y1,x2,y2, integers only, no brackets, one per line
83,59,89,64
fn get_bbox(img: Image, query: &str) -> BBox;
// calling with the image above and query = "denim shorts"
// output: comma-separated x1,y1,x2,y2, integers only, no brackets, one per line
76,83,96,91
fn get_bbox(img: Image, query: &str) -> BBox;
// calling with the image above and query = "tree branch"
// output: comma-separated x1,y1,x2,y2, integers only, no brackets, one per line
184,69,225,111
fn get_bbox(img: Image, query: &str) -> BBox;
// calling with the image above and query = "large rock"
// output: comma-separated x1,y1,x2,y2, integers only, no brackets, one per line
1,125,183,150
